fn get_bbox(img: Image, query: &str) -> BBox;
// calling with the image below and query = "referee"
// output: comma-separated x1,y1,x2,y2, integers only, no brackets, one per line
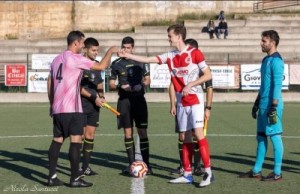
80,37,106,176
109,36,152,175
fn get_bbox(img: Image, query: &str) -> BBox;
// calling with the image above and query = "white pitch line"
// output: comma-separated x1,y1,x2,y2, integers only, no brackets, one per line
0,133,300,139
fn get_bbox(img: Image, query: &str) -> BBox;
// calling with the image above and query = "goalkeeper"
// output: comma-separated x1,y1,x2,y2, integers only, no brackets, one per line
239,30,284,181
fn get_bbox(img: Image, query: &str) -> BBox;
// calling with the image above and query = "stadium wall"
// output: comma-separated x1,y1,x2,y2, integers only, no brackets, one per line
0,1,254,40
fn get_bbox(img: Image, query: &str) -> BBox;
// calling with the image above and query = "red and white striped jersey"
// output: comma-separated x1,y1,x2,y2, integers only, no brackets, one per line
156,46,208,106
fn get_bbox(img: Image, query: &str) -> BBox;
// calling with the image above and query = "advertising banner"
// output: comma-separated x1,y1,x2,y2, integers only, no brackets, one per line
241,64,289,90
32,54,57,70
289,64,300,84
28,72,49,92
5,64,27,86
210,65,238,89
149,63,171,88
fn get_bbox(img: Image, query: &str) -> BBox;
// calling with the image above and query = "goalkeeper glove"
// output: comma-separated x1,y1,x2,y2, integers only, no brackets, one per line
251,96,260,119
268,104,277,125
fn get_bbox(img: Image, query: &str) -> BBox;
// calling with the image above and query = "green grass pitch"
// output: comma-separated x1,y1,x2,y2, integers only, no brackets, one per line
0,102,299,194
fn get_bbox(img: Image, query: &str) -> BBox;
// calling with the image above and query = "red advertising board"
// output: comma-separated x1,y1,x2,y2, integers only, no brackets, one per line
5,64,27,86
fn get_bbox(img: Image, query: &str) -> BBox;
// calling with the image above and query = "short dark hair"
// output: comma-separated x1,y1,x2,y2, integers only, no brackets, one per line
184,38,198,49
262,30,280,46
167,24,187,40
121,36,134,47
84,37,99,48
67,30,85,46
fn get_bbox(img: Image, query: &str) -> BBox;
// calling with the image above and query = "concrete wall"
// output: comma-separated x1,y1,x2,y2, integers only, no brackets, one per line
0,1,255,40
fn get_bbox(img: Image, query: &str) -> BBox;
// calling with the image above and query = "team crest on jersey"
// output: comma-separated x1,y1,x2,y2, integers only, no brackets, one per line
185,56,191,64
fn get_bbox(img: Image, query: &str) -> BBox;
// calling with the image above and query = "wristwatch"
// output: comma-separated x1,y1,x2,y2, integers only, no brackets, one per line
205,106,212,110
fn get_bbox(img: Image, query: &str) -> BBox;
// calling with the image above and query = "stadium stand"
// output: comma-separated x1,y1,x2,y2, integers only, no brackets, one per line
0,14,300,84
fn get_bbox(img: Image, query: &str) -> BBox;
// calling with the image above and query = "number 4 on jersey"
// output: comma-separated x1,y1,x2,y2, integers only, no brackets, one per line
56,63,63,83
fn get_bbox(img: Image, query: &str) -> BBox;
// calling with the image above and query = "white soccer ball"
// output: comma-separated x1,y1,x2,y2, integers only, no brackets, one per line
130,161,148,178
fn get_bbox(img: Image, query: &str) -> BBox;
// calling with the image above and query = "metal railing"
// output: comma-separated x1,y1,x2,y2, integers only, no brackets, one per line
253,0,300,12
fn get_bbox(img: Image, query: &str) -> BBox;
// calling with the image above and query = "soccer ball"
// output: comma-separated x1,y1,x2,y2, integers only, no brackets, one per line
130,161,148,178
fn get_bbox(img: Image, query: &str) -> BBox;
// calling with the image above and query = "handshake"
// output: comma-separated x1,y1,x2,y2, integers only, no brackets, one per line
120,84,143,92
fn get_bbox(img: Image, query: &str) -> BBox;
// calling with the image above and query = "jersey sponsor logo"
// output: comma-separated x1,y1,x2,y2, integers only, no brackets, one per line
174,69,189,77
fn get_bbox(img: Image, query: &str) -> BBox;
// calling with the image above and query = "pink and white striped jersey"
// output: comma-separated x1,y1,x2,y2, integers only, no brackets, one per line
50,50,94,114
156,46,208,107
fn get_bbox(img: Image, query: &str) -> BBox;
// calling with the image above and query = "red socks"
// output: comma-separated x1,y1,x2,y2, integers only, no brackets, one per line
198,138,211,168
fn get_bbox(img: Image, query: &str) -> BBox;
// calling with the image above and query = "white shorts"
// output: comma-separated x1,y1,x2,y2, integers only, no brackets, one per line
176,103,204,132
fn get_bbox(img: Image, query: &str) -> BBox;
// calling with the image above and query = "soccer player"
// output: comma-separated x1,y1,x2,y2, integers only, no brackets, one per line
118,24,214,187
80,37,106,176
239,30,284,181
47,31,117,187
170,38,213,177
109,36,152,175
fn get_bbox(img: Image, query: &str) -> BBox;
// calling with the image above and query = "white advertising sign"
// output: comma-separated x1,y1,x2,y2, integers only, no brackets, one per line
210,66,235,88
149,63,171,88
241,64,289,90
28,72,49,93
32,54,57,70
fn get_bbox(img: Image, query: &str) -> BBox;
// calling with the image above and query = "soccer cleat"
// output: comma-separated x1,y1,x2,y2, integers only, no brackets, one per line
169,175,193,184
261,172,282,181
70,177,93,187
199,172,214,187
238,170,262,179
81,166,98,176
47,177,64,186
170,166,184,176
193,167,205,176
146,166,154,175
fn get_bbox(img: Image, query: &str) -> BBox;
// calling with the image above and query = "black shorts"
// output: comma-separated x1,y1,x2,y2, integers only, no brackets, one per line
117,96,148,129
83,110,100,127
53,113,85,138
82,97,100,127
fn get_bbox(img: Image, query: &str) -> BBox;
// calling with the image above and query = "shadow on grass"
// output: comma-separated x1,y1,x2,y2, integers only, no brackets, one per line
0,150,48,185
224,152,300,174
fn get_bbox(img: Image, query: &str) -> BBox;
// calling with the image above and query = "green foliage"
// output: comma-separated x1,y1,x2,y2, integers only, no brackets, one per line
83,27,134,33
4,33,18,40
141,12,246,26
0,84,26,93
142,19,174,26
